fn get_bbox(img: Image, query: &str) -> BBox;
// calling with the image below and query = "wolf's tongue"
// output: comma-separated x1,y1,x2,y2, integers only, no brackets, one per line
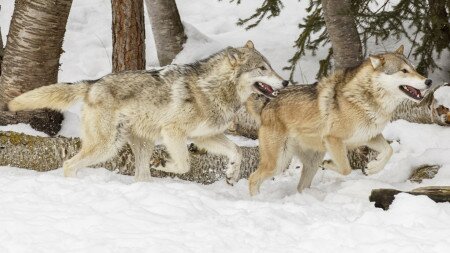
262,83,274,93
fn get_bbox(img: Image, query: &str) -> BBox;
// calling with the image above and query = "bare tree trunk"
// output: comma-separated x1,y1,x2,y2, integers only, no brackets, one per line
0,109,63,136
0,25,3,76
0,131,259,184
322,0,363,69
145,0,187,66
111,0,146,72
0,0,72,135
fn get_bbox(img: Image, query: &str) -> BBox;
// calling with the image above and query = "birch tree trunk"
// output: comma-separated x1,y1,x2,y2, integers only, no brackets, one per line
145,0,186,66
111,0,146,72
322,0,363,69
0,0,72,135
0,25,3,76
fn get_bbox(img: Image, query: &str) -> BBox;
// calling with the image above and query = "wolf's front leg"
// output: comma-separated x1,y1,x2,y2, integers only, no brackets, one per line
154,128,190,174
364,134,393,175
193,134,242,185
322,136,352,175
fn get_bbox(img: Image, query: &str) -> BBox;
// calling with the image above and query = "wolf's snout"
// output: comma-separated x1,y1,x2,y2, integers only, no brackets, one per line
282,80,289,87
425,79,432,87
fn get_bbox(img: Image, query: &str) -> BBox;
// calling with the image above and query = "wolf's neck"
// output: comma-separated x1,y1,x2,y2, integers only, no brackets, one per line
195,59,243,116
343,73,400,116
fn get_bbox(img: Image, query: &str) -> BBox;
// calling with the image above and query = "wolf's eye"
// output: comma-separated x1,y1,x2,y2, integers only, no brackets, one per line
259,66,267,71
401,69,408,73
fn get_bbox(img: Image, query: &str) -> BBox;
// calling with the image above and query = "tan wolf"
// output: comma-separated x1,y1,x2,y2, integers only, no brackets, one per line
8,41,289,184
247,45,433,195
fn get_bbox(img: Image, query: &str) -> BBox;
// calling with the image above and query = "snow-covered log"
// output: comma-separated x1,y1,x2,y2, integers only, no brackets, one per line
370,186,450,210
0,109,63,136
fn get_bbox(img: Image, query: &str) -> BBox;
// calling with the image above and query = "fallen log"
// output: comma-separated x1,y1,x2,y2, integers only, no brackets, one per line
0,109,63,136
0,131,380,183
0,131,259,184
369,186,450,210
409,164,441,183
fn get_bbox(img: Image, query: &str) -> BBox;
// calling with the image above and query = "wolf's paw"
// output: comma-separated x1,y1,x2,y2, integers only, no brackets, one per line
320,160,336,171
364,160,384,175
226,164,241,186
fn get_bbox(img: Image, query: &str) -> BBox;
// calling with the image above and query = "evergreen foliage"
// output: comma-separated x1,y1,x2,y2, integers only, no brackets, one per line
232,0,450,80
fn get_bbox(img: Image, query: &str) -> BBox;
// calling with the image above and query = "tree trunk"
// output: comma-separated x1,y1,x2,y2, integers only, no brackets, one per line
370,186,450,210
322,0,363,69
0,0,72,135
111,0,146,72
0,25,3,76
0,110,63,136
0,131,259,184
0,130,388,183
145,0,187,66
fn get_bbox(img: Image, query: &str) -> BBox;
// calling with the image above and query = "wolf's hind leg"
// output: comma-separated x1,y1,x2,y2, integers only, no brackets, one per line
296,149,325,192
249,126,292,196
323,136,352,175
193,134,242,185
364,134,393,175
155,128,190,174
63,112,124,177
128,135,154,182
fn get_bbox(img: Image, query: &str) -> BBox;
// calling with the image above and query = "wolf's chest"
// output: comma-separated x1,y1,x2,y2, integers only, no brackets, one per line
346,119,388,145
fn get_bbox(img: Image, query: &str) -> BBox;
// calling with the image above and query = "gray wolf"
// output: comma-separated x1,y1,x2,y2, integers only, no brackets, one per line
8,41,289,184
247,45,433,195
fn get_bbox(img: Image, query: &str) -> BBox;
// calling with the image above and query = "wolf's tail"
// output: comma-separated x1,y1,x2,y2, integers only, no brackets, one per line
246,94,270,125
8,82,89,112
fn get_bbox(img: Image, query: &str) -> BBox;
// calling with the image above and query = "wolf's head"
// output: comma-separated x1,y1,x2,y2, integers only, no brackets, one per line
227,41,289,101
369,45,432,103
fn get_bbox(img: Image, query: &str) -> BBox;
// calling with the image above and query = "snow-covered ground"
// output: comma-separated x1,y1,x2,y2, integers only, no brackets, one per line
1,0,450,252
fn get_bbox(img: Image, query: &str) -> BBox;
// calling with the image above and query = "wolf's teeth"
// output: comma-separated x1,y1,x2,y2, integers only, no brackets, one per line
272,91,279,96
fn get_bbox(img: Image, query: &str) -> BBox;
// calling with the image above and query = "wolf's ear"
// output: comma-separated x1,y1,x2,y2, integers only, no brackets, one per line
395,45,404,55
227,49,243,67
369,55,385,69
245,40,254,49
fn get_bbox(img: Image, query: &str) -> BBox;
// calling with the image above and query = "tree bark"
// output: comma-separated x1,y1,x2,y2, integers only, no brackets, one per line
0,25,3,76
370,186,450,210
145,0,187,66
0,110,63,136
0,131,259,184
0,130,385,183
0,0,73,134
322,0,363,69
111,0,146,72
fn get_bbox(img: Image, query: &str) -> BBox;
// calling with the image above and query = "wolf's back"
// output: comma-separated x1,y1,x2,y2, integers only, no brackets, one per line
8,82,89,112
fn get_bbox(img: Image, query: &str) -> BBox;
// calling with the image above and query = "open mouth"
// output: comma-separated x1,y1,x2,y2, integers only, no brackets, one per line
253,82,278,98
399,85,423,100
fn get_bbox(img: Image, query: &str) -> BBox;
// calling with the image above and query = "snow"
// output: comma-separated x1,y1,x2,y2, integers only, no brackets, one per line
434,85,450,108
1,0,450,252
